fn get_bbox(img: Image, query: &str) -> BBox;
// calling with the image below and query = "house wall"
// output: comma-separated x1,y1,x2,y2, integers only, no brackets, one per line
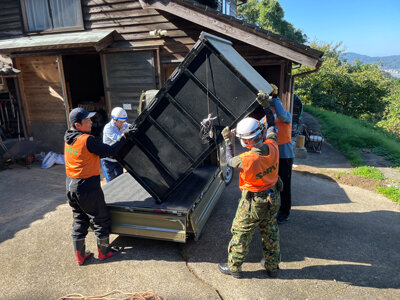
0,0,23,38
15,56,67,151
101,51,156,120
83,0,193,65
76,0,294,116
1,0,298,152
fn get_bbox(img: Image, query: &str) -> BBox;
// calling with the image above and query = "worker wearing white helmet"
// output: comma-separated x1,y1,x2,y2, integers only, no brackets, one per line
101,107,130,182
218,90,283,279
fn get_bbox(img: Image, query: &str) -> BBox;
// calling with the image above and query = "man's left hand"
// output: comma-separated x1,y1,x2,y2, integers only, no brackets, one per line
256,91,270,108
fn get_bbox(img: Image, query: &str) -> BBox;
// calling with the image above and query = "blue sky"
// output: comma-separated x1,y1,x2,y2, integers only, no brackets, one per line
279,0,400,57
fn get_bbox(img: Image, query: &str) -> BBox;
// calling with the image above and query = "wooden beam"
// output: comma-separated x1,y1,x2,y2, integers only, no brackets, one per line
85,15,168,28
83,2,142,13
83,0,133,6
139,0,320,68
84,8,158,21
13,77,29,139
56,56,70,128
14,58,32,136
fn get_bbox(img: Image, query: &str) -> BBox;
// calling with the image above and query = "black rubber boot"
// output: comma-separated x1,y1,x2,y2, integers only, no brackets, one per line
73,239,93,265
218,263,242,279
260,258,279,278
97,237,120,261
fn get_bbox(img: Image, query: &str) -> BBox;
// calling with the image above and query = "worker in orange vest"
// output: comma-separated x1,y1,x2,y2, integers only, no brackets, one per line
64,107,133,265
218,91,282,279
261,84,294,224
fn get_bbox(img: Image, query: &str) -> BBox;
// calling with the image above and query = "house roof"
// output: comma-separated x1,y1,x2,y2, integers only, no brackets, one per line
0,30,115,54
139,0,323,68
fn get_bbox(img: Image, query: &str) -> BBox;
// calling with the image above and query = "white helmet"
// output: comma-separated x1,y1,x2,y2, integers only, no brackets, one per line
236,117,263,148
111,107,128,120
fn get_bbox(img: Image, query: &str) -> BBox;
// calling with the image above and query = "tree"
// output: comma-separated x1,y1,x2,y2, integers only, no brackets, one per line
238,0,307,44
377,79,400,138
294,41,392,121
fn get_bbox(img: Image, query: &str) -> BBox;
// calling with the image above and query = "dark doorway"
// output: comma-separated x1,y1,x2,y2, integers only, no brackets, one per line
62,54,106,136
254,65,281,86
250,65,281,120
0,78,25,140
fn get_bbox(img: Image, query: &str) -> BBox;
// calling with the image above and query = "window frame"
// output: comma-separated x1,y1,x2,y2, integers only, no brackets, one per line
20,0,84,34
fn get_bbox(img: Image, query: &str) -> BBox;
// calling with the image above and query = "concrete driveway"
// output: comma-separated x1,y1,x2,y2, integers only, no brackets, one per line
0,161,399,300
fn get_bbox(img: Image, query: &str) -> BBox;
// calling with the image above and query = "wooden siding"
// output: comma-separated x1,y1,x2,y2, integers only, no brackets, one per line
82,1,292,70
15,56,66,124
0,0,24,37
101,51,156,120
83,0,196,62
83,1,291,108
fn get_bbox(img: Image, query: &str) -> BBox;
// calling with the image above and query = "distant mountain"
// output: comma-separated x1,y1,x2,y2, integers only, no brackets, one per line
341,52,400,77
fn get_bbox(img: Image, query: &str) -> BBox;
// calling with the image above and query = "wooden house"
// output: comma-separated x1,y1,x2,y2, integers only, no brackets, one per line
0,0,323,151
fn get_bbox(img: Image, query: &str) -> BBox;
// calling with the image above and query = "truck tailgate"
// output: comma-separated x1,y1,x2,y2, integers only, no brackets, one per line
103,166,221,242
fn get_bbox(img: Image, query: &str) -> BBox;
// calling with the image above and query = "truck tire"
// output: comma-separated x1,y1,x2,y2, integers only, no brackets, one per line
222,166,233,185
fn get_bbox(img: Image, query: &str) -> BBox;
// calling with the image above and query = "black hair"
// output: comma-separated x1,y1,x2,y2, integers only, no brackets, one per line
71,120,82,130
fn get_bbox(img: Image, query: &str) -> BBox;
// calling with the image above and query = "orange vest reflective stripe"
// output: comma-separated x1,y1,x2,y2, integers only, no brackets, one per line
65,134,100,179
276,118,291,145
239,139,279,192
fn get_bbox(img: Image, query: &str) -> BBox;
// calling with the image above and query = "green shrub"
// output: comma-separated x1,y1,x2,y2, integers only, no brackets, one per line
377,186,400,203
351,166,385,180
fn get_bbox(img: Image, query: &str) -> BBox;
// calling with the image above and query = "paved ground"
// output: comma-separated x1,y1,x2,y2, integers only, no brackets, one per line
1,148,399,300
298,112,400,182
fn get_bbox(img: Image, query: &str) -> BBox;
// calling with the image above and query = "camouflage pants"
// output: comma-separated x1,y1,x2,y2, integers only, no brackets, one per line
227,186,281,272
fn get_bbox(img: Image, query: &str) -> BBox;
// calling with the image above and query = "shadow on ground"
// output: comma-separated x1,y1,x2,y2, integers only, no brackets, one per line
0,163,66,244
113,168,400,290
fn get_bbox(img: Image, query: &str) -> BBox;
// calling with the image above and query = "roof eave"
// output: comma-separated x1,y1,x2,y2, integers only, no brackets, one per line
0,30,115,55
139,0,322,68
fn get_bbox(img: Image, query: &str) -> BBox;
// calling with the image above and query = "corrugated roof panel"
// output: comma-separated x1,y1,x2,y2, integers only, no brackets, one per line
0,30,115,53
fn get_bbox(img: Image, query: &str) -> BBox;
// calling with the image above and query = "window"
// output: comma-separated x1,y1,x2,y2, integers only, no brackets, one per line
21,0,83,32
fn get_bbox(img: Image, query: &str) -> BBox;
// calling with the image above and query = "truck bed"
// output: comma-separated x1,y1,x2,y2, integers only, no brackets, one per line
103,165,219,213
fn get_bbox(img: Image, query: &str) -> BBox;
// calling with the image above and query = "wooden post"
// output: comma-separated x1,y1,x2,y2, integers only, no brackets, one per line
56,55,71,128
100,53,112,116
14,58,32,136
13,76,28,139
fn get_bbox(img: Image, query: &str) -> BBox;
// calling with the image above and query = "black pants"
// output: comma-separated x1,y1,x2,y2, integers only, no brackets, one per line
66,175,111,241
278,158,293,217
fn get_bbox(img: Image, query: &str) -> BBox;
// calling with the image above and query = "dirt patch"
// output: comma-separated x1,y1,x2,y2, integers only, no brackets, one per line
294,164,386,192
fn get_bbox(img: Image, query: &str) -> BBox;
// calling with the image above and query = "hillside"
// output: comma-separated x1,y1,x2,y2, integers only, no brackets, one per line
341,52,400,77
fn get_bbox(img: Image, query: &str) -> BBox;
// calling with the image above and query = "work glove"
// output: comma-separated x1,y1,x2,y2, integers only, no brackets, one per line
123,122,139,139
221,126,233,143
270,83,278,96
256,91,269,108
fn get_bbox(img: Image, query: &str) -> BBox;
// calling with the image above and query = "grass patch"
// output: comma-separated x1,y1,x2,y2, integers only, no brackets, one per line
377,186,400,203
351,166,385,180
304,105,400,166
335,170,347,179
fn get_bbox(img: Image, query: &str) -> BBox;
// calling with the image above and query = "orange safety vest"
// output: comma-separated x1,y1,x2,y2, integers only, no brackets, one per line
261,116,291,146
65,134,100,179
239,139,279,192
276,118,292,146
